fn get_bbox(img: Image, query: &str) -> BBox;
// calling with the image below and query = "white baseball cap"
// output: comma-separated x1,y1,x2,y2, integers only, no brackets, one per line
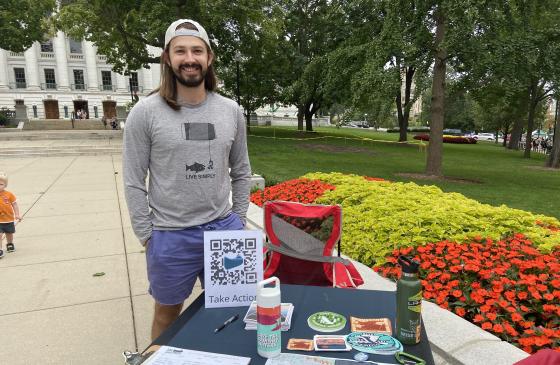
164,19,212,50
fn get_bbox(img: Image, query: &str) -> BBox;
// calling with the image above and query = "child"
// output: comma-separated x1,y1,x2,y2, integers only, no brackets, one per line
0,172,21,258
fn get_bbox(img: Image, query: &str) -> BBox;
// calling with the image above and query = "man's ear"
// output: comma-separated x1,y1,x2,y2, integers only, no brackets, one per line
162,51,171,66
207,51,214,67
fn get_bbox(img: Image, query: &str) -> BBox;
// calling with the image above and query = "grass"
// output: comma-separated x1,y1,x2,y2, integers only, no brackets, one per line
247,126,560,219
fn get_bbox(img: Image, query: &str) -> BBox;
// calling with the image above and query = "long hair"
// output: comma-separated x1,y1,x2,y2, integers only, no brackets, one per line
153,23,217,110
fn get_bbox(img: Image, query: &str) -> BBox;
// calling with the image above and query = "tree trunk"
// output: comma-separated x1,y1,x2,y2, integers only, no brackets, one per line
523,88,538,158
305,112,313,131
425,9,446,177
502,124,509,147
508,118,523,149
396,66,415,142
297,105,304,131
245,108,251,134
546,99,560,168
396,92,406,141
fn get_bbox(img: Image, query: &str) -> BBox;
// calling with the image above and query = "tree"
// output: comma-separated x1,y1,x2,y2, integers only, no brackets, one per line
467,1,560,156
219,13,287,131
277,0,347,131
54,0,267,72
0,0,56,52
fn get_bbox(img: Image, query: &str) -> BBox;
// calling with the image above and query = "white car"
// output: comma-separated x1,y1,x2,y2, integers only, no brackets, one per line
474,133,496,141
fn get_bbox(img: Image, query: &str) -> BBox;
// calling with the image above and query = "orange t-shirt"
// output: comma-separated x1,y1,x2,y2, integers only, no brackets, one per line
0,190,17,223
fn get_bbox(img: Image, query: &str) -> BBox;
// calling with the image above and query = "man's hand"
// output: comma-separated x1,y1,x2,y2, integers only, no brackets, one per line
15,215,22,222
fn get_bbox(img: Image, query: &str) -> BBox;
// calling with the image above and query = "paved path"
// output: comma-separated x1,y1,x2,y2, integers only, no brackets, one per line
0,155,202,364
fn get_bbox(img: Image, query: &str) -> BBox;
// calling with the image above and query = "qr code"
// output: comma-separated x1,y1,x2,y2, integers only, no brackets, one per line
209,238,258,285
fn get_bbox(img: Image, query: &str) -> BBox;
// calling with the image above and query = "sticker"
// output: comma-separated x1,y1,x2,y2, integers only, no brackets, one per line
350,317,392,335
345,332,403,355
307,311,346,332
313,335,351,351
287,338,314,351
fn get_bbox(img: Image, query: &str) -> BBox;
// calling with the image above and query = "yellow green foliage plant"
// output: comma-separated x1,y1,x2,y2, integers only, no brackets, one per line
303,172,560,266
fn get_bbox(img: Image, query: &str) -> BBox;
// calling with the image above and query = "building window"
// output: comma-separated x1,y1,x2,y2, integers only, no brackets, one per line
129,72,139,91
44,68,56,89
101,70,113,91
69,38,83,54
73,69,85,90
14,68,26,88
15,99,24,105
64,105,68,118
32,105,38,118
94,106,98,118
40,40,53,52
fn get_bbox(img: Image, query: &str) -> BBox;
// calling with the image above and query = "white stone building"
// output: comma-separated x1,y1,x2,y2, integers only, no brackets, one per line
0,32,161,120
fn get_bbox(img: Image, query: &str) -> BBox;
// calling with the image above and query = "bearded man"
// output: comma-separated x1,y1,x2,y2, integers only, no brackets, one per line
123,19,251,340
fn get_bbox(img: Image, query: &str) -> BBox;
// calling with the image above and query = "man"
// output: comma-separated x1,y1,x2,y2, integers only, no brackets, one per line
123,19,251,340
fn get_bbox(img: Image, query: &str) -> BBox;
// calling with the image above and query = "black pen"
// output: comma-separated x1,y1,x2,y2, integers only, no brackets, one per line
214,314,239,333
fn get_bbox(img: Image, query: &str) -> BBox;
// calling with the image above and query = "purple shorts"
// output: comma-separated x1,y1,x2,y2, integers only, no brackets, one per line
146,213,244,305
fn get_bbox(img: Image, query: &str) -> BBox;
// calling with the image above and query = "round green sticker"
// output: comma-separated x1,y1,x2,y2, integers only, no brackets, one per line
307,311,347,332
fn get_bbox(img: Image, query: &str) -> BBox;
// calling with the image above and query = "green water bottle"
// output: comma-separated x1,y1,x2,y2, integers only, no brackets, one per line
396,255,422,345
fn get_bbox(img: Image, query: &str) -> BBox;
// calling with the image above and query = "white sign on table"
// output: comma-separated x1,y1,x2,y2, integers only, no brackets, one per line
143,346,250,365
204,229,263,308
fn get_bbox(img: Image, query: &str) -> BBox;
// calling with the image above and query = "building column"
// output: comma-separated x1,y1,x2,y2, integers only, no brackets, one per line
142,66,153,93
24,43,40,90
0,50,9,89
54,31,70,90
84,41,99,91
116,73,128,92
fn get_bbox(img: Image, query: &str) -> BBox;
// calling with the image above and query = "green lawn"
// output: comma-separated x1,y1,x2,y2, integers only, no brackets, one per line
247,126,560,219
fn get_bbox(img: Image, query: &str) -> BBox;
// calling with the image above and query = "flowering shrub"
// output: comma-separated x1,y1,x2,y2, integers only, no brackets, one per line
375,235,560,353
302,172,560,264
250,178,335,207
414,134,477,144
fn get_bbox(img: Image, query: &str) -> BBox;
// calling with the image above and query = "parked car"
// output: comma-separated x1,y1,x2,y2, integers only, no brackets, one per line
474,133,496,141
443,128,463,136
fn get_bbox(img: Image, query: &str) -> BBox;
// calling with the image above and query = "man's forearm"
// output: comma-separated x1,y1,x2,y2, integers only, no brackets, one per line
124,184,153,244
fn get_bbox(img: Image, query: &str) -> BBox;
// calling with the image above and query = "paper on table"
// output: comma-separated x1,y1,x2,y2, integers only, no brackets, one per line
264,353,394,365
143,346,251,365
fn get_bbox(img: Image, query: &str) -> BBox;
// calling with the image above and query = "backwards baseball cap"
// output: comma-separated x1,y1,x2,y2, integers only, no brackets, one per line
164,19,212,50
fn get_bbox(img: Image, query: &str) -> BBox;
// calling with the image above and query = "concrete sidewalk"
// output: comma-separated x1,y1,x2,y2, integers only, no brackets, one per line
0,155,197,364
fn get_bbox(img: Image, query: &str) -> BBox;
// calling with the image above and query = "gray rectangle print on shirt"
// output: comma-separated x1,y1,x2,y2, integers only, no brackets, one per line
184,122,216,140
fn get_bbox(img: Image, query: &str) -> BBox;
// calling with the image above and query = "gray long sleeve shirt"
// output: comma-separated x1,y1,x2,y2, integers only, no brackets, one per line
122,92,252,244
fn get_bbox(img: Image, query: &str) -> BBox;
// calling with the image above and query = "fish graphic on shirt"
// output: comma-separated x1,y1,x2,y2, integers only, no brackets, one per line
185,162,205,173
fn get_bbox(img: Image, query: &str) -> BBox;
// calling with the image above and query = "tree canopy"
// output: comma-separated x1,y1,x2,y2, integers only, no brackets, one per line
0,0,55,52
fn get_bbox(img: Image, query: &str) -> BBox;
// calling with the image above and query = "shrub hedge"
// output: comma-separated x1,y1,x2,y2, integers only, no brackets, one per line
303,172,560,266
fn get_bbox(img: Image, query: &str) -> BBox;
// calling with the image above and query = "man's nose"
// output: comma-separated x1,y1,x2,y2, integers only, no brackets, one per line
184,51,197,62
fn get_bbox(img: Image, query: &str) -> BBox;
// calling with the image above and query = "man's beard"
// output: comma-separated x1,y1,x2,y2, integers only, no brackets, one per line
172,63,207,87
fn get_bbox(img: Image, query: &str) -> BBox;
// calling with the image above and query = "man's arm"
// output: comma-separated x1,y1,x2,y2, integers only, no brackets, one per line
229,107,252,224
122,102,153,244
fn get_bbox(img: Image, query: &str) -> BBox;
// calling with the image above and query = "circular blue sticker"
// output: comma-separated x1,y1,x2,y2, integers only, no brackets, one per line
346,332,403,354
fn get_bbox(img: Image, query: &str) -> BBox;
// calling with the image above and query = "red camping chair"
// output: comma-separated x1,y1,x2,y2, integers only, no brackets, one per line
263,201,364,288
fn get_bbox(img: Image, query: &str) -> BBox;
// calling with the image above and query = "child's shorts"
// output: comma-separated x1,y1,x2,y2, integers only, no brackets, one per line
0,222,15,234
146,212,244,306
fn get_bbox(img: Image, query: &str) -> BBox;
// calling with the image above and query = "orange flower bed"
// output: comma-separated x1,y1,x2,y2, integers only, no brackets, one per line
375,234,560,353
250,178,335,207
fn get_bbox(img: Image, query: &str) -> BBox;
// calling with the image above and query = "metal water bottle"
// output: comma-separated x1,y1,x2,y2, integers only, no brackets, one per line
396,256,422,345
257,276,281,358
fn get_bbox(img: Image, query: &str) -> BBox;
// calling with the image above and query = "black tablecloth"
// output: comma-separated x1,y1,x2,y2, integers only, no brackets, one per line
150,284,435,365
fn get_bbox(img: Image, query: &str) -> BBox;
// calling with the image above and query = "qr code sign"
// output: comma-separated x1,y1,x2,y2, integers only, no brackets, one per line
209,238,258,285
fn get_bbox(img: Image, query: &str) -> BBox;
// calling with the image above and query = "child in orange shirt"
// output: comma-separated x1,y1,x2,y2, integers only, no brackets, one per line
0,173,21,258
